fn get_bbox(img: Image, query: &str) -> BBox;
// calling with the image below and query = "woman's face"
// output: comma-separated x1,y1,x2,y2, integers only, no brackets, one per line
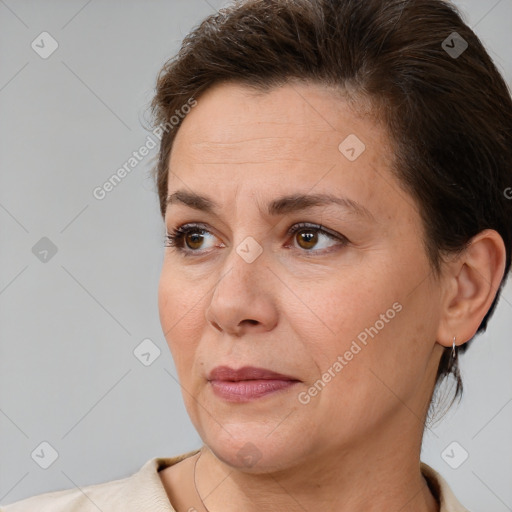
158,81,446,471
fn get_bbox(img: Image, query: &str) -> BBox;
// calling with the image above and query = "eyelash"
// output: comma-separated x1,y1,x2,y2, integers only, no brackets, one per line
164,222,349,256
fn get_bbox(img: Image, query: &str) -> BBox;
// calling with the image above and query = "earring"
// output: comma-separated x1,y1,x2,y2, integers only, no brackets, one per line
451,336,457,359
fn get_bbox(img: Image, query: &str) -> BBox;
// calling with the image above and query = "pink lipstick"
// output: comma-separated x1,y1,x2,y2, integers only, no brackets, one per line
208,366,299,402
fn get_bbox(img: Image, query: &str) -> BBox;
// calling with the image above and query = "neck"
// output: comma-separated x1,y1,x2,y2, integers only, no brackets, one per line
194,420,439,512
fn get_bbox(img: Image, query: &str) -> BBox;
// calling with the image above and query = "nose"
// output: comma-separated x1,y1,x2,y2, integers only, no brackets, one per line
205,241,279,337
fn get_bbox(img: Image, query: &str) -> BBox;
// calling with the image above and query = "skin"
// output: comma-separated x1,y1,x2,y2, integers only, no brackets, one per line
157,80,506,512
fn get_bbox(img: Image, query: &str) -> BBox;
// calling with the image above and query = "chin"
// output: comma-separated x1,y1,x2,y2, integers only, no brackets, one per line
198,424,310,474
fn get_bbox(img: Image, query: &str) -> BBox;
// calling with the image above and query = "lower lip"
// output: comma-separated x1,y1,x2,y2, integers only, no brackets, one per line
209,379,298,402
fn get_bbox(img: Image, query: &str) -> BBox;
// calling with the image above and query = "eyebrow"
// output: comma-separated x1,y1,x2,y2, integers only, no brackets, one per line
166,190,375,222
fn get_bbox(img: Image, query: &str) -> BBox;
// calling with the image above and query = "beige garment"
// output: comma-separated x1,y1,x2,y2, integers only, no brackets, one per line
1,449,471,511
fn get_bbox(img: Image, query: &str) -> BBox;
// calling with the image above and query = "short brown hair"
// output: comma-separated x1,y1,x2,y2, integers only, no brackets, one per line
150,0,512,416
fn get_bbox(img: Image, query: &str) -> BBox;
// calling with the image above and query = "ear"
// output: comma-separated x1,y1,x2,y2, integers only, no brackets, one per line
436,229,507,349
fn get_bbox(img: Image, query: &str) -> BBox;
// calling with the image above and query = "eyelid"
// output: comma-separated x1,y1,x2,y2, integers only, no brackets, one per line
285,222,346,241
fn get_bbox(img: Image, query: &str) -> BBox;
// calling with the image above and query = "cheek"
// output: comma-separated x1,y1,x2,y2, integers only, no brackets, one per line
157,264,204,360
158,261,201,323
288,266,395,350
319,278,439,415
292,257,422,382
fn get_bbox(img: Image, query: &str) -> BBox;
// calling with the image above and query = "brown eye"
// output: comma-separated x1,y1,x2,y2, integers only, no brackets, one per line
165,224,218,255
185,231,205,250
287,223,348,253
295,229,319,250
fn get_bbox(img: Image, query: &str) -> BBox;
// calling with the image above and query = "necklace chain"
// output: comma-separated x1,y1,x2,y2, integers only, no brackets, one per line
193,450,211,512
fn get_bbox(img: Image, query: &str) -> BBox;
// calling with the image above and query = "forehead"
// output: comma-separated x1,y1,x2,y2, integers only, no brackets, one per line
171,81,386,159
167,81,409,223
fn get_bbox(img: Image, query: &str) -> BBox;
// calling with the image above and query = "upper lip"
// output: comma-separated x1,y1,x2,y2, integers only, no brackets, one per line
208,366,299,381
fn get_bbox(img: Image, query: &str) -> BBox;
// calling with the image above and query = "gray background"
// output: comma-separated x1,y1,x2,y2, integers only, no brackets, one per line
0,0,511,509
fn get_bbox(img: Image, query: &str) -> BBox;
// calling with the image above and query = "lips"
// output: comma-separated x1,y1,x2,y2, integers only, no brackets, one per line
207,366,300,402
207,365,298,382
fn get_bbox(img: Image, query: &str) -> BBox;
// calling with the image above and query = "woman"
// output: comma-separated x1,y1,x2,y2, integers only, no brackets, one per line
2,0,511,510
